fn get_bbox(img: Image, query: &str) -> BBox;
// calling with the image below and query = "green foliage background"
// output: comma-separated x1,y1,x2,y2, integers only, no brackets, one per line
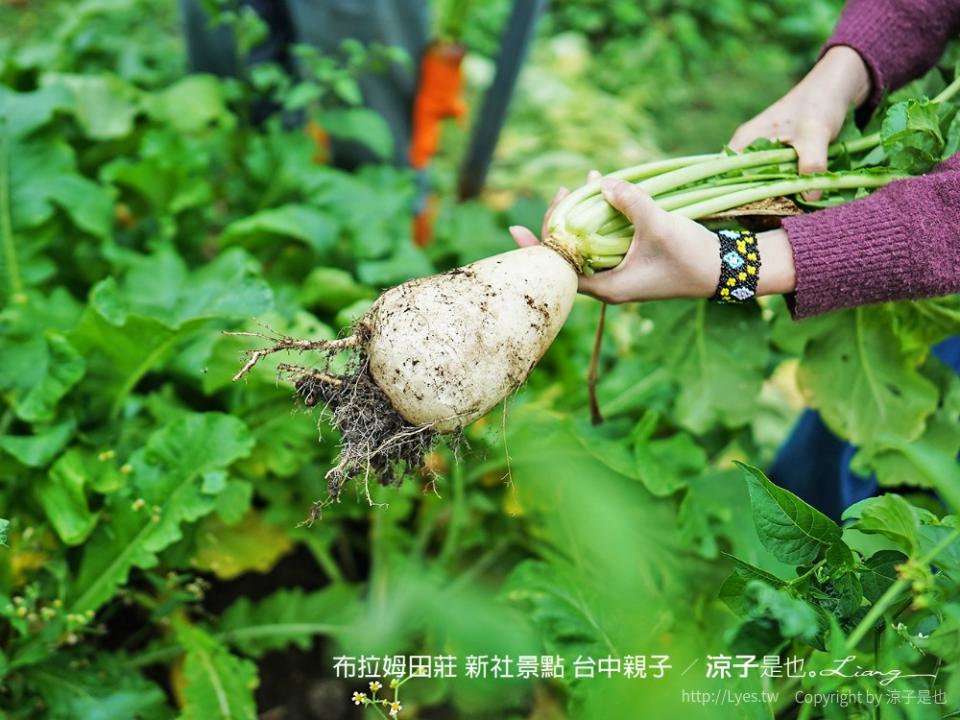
0,0,958,718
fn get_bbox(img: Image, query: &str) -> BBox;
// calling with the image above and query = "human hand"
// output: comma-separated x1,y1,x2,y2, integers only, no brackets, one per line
729,46,870,198
510,175,720,303
510,175,798,303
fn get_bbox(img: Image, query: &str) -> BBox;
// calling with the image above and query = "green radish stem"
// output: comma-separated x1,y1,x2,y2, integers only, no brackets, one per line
552,127,903,238
589,255,629,269
549,153,721,229
573,172,904,268
594,174,785,234
565,144,858,232
599,179,779,231
672,172,904,218
656,181,766,211
547,135,892,269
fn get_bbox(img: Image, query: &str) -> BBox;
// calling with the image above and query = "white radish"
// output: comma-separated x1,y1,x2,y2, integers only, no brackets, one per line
363,245,577,431
229,244,577,504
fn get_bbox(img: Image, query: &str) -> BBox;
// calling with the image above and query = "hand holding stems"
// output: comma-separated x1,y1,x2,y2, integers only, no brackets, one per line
729,46,871,199
510,48,872,303
510,172,797,303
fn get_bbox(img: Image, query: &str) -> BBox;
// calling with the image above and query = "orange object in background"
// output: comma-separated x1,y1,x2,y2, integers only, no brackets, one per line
410,41,466,170
305,119,331,164
413,191,440,247
410,41,467,246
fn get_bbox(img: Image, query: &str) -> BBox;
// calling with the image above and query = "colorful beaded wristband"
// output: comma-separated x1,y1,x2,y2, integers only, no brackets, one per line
711,228,761,303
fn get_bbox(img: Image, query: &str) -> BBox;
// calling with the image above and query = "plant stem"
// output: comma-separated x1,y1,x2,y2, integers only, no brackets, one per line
439,460,465,565
587,302,606,426
934,74,960,103
594,176,791,236
565,149,801,232
552,129,893,243
829,132,880,157
0,118,24,305
588,254,629,269
657,181,766,211
844,528,960,651
639,149,798,195
580,234,634,257
787,558,828,586
548,153,720,229
577,173,902,268
673,172,903,219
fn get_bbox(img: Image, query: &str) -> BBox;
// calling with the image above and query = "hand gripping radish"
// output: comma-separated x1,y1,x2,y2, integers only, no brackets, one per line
233,128,915,506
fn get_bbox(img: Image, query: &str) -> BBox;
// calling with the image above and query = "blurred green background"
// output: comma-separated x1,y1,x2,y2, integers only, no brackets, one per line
12,1,952,719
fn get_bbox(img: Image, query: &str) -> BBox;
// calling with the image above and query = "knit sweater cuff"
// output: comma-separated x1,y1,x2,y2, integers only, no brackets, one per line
781,198,911,319
820,39,884,126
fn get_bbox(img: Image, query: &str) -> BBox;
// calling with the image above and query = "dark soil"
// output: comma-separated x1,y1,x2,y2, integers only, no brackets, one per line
290,355,440,516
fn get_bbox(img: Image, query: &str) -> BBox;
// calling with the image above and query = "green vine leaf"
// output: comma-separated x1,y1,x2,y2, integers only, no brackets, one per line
70,247,271,417
842,494,935,555
859,549,907,603
739,462,842,564
719,554,786,616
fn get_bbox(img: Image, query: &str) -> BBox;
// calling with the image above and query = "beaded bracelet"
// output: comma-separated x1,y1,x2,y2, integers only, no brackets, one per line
711,228,761,304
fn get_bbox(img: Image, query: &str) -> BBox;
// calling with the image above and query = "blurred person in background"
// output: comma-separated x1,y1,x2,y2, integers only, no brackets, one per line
179,0,429,168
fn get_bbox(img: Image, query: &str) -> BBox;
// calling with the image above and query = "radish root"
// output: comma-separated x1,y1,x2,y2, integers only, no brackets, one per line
226,327,359,382
228,326,447,515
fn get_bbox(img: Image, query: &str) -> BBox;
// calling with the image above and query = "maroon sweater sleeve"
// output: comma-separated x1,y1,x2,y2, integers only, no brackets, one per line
823,0,960,121
781,154,960,318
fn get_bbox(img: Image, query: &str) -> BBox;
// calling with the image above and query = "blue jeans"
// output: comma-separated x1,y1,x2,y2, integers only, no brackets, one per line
770,336,960,521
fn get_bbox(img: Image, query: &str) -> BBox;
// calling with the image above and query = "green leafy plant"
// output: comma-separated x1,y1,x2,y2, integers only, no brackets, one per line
0,1,957,718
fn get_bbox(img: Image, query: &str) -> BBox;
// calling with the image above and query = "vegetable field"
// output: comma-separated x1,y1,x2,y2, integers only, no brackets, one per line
1,1,959,718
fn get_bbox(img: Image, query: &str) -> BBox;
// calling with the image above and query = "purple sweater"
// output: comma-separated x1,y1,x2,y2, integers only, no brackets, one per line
781,0,960,318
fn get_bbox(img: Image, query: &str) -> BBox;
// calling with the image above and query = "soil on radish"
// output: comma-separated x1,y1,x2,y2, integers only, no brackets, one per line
289,354,443,517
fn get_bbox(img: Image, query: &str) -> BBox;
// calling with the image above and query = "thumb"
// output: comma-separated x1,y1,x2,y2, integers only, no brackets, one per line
794,136,828,176
793,127,829,201
509,225,540,248
600,178,661,234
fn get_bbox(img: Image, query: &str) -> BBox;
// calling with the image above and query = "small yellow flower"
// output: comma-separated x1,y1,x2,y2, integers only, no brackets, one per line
745,235,754,244
389,679,400,688
726,278,736,287
369,681,382,692
747,266,756,275
389,701,402,716
352,691,367,706
736,240,747,253
738,272,747,281
747,252,757,261
720,288,730,297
